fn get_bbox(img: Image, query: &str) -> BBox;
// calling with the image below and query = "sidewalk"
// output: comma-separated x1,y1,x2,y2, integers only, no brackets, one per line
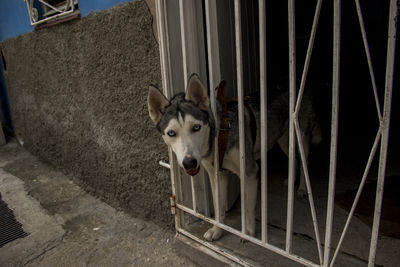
0,141,196,267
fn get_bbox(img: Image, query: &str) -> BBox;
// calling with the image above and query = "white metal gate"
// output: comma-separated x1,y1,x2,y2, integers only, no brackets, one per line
155,0,398,266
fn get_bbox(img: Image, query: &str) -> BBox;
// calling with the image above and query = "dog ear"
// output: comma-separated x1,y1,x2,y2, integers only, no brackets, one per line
185,74,209,111
147,85,170,124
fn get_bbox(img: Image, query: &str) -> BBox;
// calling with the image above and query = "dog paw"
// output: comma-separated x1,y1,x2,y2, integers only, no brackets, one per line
297,188,307,199
245,226,256,237
203,226,223,241
239,228,255,243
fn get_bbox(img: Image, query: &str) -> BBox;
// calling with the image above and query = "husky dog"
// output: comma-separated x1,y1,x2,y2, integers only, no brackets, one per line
147,74,321,241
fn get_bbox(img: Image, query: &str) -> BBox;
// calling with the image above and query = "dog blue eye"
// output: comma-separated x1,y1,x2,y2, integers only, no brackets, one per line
193,124,201,132
167,130,176,137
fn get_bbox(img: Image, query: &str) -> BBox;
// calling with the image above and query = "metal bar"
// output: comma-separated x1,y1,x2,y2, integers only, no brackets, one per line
290,2,324,260
251,0,259,92
38,0,73,13
191,177,198,212
156,0,172,102
259,0,268,244
330,130,381,267
179,0,189,85
177,229,255,267
25,0,75,26
286,0,296,253
294,0,323,115
159,160,171,169
205,0,221,221
179,0,198,213
234,0,247,234
27,6,75,26
294,120,323,264
155,0,183,229
323,0,341,265
25,0,35,25
176,203,320,267
354,0,382,121
42,0,77,17
368,0,397,265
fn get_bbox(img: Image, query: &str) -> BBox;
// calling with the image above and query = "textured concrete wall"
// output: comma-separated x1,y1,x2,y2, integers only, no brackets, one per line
0,0,172,227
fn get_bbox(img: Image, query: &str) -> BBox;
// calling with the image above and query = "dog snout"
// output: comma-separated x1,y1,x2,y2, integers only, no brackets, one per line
183,156,197,170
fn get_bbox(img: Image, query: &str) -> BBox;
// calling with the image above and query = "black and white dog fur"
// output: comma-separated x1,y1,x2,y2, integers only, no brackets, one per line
147,74,321,241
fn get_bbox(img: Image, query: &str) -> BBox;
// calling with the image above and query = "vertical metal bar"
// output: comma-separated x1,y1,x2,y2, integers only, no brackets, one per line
286,0,296,253
259,0,268,244
156,0,173,95
368,0,397,265
354,0,382,121
191,176,198,212
234,0,247,234
205,0,221,221
179,0,189,84
155,0,183,229
179,0,198,213
323,0,341,265
251,0,259,92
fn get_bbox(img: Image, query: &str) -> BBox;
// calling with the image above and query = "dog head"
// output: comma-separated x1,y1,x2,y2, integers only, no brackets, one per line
147,74,213,176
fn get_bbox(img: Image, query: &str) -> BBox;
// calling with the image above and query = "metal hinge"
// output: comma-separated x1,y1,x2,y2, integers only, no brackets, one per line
170,195,176,215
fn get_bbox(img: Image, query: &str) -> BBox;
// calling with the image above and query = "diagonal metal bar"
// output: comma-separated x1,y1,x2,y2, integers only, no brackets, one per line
286,0,296,253
39,0,73,13
293,119,323,265
324,0,341,265
354,0,382,121
259,0,268,244
294,0,323,115
368,0,397,265
329,130,381,267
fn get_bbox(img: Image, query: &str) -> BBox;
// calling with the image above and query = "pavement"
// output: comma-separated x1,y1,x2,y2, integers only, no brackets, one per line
0,141,197,267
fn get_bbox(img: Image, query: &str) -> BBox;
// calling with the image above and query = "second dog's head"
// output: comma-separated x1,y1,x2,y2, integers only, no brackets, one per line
147,74,214,176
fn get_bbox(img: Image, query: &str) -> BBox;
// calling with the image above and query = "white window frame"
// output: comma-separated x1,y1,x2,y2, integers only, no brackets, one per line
24,0,79,26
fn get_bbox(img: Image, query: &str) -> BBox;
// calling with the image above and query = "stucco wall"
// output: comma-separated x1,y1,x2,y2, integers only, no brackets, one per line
0,0,172,227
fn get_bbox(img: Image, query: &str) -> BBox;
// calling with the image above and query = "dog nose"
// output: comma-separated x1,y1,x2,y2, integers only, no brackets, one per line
183,156,197,170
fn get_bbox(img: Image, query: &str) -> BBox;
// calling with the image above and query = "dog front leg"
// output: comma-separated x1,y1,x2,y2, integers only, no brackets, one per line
204,170,228,241
297,133,311,198
245,168,258,237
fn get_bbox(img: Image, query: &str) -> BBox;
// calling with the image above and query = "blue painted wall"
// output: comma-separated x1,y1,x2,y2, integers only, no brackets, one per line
0,1,33,41
79,0,132,17
0,0,133,41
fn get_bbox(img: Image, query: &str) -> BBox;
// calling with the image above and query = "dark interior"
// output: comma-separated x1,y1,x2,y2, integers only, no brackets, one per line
204,0,399,238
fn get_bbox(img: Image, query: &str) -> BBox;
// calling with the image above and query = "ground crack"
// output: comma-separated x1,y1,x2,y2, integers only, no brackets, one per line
22,240,60,266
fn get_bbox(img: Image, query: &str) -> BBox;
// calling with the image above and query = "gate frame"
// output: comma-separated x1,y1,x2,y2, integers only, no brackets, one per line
155,0,398,266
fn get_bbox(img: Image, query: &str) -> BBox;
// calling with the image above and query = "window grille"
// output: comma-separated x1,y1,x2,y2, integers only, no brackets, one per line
24,0,79,26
